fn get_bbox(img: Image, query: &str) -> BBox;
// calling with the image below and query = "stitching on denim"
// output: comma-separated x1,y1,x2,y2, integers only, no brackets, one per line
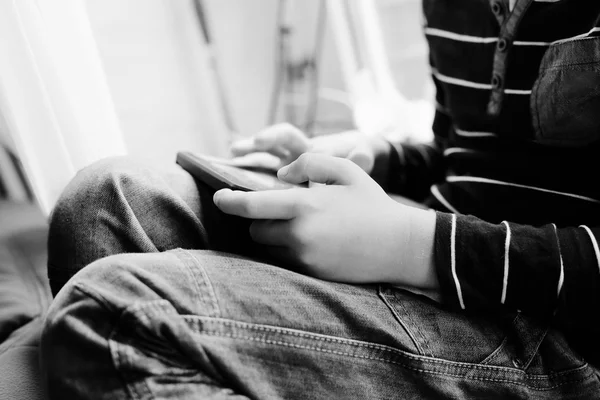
182,250,221,318
183,316,588,379
70,284,151,400
542,61,600,71
377,287,427,356
172,250,213,318
200,331,592,390
522,326,549,371
185,316,417,355
73,282,117,312
125,299,172,314
540,37,600,71
110,340,153,400
480,336,508,366
390,292,436,357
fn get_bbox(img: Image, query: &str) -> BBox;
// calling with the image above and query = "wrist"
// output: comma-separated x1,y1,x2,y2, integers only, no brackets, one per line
385,205,438,289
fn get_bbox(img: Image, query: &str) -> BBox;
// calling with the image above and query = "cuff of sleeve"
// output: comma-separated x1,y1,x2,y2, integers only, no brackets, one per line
434,211,564,316
433,212,511,312
382,139,407,194
433,212,464,310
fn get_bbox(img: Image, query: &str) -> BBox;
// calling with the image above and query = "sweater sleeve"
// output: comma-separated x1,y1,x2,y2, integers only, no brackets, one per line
434,212,600,360
383,106,448,201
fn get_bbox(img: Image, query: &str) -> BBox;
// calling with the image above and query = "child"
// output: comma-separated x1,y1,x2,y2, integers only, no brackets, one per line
42,1,600,398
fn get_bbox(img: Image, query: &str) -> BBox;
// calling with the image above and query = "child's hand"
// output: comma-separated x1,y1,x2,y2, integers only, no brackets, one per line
213,153,437,288
230,124,391,176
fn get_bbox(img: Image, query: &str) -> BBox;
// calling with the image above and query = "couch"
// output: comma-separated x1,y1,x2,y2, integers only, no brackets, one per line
0,200,51,400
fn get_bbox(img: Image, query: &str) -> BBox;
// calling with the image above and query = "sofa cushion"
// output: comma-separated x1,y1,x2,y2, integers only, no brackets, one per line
0,201,51,343
0,201,51,400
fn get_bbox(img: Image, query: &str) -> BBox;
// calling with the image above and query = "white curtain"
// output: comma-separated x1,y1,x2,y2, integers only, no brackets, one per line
0,0,127,215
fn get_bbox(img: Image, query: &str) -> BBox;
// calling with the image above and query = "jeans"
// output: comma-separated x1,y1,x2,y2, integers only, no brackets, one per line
40,157,600,399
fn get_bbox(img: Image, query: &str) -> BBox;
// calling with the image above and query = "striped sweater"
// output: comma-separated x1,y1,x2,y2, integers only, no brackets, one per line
387,0,600,364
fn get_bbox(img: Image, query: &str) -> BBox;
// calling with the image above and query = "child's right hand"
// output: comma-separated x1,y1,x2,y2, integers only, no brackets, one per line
230,123,391,177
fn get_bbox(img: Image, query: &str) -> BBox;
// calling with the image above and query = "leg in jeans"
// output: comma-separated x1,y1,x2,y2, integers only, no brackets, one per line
41,157,600,399
46,156,256,296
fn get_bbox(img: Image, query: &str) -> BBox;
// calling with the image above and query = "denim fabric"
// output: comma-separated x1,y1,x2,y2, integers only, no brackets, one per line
41,157,600,399
531,37,600,147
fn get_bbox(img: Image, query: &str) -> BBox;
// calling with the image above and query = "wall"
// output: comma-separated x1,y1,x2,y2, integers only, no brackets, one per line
84,0,429,164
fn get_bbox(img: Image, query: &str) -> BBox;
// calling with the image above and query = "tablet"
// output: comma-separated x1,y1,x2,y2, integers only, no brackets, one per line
176,151,304,192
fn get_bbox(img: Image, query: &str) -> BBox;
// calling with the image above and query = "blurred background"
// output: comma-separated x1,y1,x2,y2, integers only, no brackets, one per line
0,3,433,396
0,0,433,214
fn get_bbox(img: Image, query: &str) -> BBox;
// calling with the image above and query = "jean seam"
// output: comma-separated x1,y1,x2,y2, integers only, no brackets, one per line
522,328,549,371
73,282,118,313
391,294,436,357
479,336,508,366
72,283,154,400
479,313,520,366
183,315,588,380
110,340,154,400
377,287,429,356
178,250,221,318
194,329,592,390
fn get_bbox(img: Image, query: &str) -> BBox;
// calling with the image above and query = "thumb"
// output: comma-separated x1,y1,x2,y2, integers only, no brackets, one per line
277,153,363,186
346,142,375,173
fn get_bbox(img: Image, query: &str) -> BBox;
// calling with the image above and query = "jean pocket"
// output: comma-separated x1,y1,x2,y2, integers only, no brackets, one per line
378,285,511,364
531,37,600,147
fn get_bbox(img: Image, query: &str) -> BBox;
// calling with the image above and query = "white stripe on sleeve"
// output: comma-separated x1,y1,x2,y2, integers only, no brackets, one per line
454,128,498,138
501,221,511,304
552,224,565,298
431,185,460,214
446,176,600,204
580,225,600,274
451,214,466,309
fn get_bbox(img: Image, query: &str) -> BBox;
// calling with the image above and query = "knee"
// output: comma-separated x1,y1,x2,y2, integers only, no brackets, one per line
49,156,144,231
47,156,155,294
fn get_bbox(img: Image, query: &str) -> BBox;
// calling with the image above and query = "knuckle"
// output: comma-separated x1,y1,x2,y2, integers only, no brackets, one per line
297,152,312,163
290,220,312,247
297,153,313,172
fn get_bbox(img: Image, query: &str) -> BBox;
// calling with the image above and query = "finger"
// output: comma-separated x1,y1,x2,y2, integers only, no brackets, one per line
213,188,302,219
231,137,290,160
346,142,375,173
228,152,285,171
277,153,363,186
249,220,292,246
254,123,310,159
230,136,256,156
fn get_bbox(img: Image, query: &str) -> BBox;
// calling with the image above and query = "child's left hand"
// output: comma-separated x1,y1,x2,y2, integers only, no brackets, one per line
213,153,437,288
